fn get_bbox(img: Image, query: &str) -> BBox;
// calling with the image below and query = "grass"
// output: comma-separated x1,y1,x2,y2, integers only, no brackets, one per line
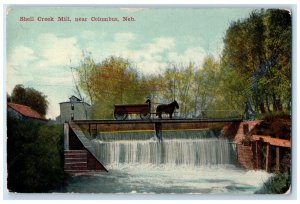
255,172,291,194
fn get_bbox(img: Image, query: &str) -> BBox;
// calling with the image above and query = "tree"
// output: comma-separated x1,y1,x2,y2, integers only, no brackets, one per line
7,115,66,192
263,9,292,111
10,85,49,117
77,56,97,105
221,9,291,115
78,56,154,119
158,64,198,118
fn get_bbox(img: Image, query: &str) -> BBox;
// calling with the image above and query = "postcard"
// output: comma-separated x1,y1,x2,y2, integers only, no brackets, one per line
5,5,292,197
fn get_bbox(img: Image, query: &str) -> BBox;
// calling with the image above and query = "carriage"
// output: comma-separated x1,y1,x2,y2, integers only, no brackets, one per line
113,99,179,120
113,103,151,120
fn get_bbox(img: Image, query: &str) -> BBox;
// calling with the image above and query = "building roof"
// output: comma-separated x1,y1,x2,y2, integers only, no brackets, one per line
59,101,91,106
59,95,91,106
69,95,81,102
8,103,48,121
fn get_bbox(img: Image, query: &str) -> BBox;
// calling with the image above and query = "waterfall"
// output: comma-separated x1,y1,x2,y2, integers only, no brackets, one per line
92,129,236,167
96,129,221,141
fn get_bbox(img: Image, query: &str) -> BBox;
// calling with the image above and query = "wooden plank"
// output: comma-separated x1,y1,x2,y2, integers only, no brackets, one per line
265,142,271,172
73,118,243,124
252,135,291,148
255,140,262,169
276,147,280,172
64,123,69,150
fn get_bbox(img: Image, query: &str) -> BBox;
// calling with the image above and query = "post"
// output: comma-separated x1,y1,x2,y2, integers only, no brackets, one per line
64,123,69,150
89,123,91,136
155,122,163,142
243,123,249,135
96,124,98,137
255,140,262,169
276,147,280,172
265,142,271,172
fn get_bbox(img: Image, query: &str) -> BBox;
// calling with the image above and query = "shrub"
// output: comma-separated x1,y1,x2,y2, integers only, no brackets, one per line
255,172,291,194
7,115,67,192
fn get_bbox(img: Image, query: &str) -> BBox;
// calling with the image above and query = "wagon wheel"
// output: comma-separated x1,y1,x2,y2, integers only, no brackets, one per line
140,111,151,120
114,109,128,120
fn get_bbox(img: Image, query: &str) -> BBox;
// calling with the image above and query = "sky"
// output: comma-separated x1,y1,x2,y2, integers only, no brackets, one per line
6,6,257,119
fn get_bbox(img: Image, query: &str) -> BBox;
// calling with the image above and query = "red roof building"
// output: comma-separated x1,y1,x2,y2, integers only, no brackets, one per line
7,103,48,121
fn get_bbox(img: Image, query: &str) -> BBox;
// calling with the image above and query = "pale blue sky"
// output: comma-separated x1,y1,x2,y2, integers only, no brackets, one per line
6,6,256,119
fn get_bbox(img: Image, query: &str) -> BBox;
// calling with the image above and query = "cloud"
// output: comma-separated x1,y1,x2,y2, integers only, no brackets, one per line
121,37,206,74
8,46,37,67
7,46,37,93
109,36,175,74
7,33,83,119
85,34,206,74
168,47,206,66
142,37,175,58
136,61,168,75
7,32,210,119
114,32,136,42
35,33,82,68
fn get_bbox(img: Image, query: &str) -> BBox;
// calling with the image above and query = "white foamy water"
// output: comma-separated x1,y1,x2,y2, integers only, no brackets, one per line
62,131,272,194
62,164,271,194
93,138,235,166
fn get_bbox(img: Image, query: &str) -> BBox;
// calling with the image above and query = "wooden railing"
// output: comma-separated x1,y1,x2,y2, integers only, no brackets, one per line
252,135,291,148
251,135,291,172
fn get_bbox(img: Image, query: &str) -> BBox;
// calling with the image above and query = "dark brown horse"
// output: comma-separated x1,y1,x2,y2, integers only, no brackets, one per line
156,100,179,119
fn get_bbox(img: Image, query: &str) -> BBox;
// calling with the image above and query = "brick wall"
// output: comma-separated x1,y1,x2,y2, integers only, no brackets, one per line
222,120,261,170
236,144,255,169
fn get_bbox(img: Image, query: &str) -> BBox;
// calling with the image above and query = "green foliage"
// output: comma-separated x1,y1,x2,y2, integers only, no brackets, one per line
257,111,291,121
76,9,291,119
160,64,197,117
78,56,156,119
221,9,291,114
7,115,66,192
255,172,291,194
11,84,49,117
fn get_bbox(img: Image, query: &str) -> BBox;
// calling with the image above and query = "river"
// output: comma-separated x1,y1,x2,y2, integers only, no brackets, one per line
60,130,272,194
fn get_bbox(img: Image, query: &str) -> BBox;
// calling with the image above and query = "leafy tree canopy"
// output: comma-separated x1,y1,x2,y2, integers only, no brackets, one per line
10,84,49,117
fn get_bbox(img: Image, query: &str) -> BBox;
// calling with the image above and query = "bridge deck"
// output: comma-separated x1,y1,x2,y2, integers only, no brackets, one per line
73,118,243,124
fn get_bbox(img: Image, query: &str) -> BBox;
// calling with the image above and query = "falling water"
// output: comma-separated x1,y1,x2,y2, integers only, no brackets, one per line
61,129,272,194
93,138,235,166
93,129,235,166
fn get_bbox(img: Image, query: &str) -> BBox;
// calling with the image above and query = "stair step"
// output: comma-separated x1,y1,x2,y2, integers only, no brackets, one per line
64,169,90,173
64,152,87,157
65,158,87,162
64,166,88,170
64,150,87,152
65,161,87,165
68,123,107,172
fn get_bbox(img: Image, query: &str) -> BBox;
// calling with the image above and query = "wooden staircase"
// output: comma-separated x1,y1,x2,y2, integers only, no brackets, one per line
64,150,90,173
65,122,108,174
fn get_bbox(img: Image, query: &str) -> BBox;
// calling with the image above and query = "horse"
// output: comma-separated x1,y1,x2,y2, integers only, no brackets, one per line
156,100,179,119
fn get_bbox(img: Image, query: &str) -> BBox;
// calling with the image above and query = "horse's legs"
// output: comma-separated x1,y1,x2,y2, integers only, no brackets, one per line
169,113,172,119
158,112,162,119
